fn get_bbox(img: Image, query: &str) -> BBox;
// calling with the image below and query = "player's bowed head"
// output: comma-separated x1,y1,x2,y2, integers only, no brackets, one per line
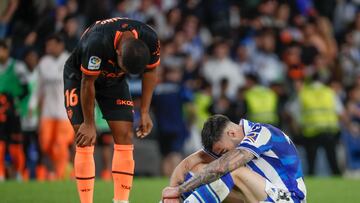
116,33,150,75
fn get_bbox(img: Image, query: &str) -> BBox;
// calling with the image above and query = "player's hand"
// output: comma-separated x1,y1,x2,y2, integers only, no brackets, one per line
76,123,96,147
162,186,180,203
136,112,153,138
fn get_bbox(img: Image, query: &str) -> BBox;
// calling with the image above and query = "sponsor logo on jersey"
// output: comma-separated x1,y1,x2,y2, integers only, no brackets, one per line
116,99,134,106
246,133,259,143
246,124,262,142
88,56,101,70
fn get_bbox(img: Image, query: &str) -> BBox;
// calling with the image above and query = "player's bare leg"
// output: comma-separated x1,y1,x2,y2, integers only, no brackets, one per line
73,124,96,203
180,163,267,203
230,167,267,203
108,120,134,203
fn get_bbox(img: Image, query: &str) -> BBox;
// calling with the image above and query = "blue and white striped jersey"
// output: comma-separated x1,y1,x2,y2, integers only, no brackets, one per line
204,119,306,201
238,119,306,200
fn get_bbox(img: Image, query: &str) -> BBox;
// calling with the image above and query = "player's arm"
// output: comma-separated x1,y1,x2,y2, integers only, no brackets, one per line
137,33,160,138
76,33,104,146
76,74,98,146
164,148,254,198
170,150,214,186
137,69,156,138
81,74,97,125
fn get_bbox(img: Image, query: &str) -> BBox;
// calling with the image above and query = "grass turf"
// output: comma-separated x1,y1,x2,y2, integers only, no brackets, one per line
0,177,359,203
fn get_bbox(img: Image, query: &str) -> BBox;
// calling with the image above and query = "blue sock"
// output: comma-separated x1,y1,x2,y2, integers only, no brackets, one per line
181,172,234,203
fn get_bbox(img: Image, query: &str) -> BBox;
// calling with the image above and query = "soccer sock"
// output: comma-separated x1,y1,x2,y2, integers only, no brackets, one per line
0,141,5,178
112,144,134,201
182,172,234,203
8,144,25,174
75,146,95,203
36,164,48,181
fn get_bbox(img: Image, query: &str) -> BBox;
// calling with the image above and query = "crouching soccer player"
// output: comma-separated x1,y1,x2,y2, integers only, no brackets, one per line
162,115,307,203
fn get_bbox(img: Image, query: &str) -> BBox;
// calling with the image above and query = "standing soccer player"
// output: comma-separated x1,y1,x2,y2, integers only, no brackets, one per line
63,17,160,203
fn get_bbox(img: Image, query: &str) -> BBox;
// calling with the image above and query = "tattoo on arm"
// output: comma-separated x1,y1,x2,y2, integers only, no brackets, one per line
178,149,254,194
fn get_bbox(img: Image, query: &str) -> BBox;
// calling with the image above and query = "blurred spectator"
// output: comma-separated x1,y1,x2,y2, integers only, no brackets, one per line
61,15,80,52
210,78,233,117
316,16,338,64
28,35,73,180
274,3,290,29
203,0,231,38
342,83,360,177
128,0,166,33
180,15,205,63
202,40,244,99
193,78,212,131
252,29,285,85
293,74,343,175
244,73,279,126
0,40,28,98
0,93,25,181
111,0,130,18
0,39,27,182
234,43,253,75
282,42,306,82
0,0,18,39
160,8,182,40
21,48,41,179
83,0,111,27
152,66,193,177
302,17,338,66
339,29,360,87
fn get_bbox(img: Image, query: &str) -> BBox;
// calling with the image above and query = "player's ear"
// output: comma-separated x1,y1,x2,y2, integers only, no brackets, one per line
227,129,236,138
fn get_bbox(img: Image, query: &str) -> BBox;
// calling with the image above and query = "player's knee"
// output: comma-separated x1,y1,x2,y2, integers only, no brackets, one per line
72,124,80,134
113,129,133,144
230,166,251,182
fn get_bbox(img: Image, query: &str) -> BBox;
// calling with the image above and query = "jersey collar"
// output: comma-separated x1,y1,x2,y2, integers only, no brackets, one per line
113,29,139,50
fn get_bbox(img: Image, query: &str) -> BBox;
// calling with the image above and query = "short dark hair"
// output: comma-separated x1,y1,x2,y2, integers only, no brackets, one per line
46,33,64,43
201,115,230,152
121,39,150,74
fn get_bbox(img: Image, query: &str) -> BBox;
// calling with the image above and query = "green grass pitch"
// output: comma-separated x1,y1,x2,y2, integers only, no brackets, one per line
0,177,359,202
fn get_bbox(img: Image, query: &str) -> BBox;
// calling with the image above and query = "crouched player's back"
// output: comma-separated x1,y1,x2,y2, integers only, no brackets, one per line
239,119,306,201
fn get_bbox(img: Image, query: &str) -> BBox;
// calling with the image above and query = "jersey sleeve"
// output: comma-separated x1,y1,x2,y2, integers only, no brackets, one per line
145,33,160,70
237,124,272,158
80,34,106,76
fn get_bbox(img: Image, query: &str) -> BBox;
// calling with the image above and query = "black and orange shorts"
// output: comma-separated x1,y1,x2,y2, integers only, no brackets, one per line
63,71,134,125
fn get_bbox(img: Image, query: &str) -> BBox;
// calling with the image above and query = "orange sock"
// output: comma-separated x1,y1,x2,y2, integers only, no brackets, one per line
0,141,5,178
75,146,95,203
112,144,135,201
36,164,48,181
9,144,25,174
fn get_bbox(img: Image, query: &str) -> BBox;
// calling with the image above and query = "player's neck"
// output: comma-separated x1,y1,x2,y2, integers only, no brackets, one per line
238,125,245,140
116,31,136,53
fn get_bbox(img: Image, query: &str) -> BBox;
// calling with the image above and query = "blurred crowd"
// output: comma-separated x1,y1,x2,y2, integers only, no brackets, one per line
1,0,360,181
